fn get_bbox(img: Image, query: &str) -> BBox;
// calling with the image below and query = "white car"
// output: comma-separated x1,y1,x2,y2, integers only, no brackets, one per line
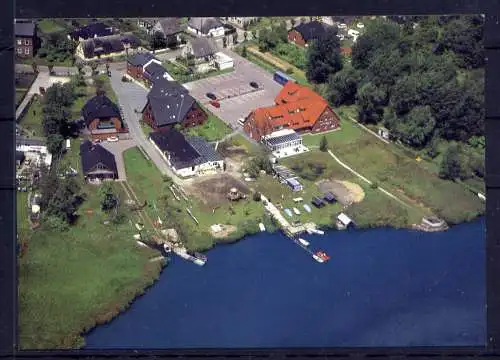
107,136,119,142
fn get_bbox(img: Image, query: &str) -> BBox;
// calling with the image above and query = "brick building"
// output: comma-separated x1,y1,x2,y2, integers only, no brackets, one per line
15,20,37,58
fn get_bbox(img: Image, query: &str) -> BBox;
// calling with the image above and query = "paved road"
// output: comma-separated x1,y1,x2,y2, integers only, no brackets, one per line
108,68,186,186
183,48,282,130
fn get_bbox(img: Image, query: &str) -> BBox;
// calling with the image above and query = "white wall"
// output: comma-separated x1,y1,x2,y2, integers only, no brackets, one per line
214,52,234,70
187,25,225,38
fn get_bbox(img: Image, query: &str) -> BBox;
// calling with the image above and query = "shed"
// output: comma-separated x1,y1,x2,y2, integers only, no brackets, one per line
323,192,336,203
337,212,353,230
286,178,303,192
378,127,390,140
311,197,325,208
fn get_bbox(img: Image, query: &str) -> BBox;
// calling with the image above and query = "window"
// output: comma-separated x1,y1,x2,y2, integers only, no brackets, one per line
24,39,30,45
24,48,30,55
17,48,22,54
17,39,21,45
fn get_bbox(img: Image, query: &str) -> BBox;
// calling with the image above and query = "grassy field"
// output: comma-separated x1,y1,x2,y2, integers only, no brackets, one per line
19,96,44,137
302,110,484,225
18,141,163,349
184,112,232,142
37,19,67,34
162,60,234,84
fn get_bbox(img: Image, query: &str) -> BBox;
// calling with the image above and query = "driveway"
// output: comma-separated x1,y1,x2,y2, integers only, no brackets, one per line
183,48,282,129
108,68,187,186
100,139,137,181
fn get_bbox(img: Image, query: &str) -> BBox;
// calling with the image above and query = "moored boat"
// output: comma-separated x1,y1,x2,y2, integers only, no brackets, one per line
293,207,301,215
284,208,293,217
303,204,312,213
259,222,266,232
298,238,310,246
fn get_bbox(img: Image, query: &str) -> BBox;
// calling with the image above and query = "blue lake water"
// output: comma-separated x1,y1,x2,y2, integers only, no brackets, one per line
85,218,486,348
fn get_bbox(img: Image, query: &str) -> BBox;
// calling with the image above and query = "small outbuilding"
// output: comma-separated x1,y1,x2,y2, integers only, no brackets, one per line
336,212,353,230
378,127,391,140
323,192,336,203
286,178,303,192
311,197,325,208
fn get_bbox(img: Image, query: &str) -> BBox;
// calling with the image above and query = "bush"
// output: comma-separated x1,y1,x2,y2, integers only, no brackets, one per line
370,181,379,189
286,67,294,74
253,192,262,202
121,75,128,82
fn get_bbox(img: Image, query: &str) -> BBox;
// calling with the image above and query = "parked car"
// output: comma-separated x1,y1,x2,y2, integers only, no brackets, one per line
206,92,217,100
249,81,259,89
210,100,221,108
107,136,119,142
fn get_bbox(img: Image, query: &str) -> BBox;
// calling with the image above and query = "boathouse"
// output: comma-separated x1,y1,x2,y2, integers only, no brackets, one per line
336,212,353,230
323,192,337,203
311,196,325,208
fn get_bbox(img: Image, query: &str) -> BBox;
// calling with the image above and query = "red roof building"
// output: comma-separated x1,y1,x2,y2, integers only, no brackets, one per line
243,82,341,141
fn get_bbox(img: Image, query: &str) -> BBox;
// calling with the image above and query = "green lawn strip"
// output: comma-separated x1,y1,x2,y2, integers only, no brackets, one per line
184,109,232,142
17,192,31,237
16,89,28,107
163,61,234,84
228,133,259,153
19,96,44,137
18,144,161,349
37,19,66,34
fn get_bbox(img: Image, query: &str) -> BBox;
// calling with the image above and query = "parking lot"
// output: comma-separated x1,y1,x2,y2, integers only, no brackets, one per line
183,49,283,130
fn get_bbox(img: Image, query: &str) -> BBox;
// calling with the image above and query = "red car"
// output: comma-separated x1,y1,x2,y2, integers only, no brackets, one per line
210,100,220,108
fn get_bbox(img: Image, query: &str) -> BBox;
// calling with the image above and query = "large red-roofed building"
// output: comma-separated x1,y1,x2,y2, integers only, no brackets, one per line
243,82,341,141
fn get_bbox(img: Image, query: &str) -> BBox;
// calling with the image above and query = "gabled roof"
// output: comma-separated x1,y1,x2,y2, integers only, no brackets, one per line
81,95,121,126
15,20,35,37
292,21,330,41
69,22,113,41
146,79,195,127
80,141,118,176
149,129,201,169
127,52,156,67
81,33,140,59
188,17,223,34
189,37,218,58
144,61,167,79
186,136,223,162
154,18,183,36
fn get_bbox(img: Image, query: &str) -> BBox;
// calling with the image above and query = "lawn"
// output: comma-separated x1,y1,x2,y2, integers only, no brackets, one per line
271,42,308,70
19,96,44,137
162,60,234,84
184,113,232,142
18,143,162,349
37,19,67,34
319,118,484,224
123,147,270,251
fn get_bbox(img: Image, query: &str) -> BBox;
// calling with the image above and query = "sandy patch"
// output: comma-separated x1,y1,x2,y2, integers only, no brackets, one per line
209,224,238,238
186,173,250,208
316,179,365,205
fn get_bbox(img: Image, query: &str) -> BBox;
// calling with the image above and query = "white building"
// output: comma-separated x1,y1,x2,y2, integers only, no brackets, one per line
262,129,309,159
224,17,257,28
149,130,224,178
187,17,225,38
214,52,234,70
16,137,52,167
337,213,353,230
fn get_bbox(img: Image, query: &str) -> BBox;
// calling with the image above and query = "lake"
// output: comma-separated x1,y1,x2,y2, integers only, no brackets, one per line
85,218,485,348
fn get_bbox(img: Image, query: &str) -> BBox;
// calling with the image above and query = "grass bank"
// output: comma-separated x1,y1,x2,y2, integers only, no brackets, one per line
19,96,44,137
18,140,164,349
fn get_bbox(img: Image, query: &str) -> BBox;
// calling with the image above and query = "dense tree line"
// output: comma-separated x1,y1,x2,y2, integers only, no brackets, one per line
320,16,484,181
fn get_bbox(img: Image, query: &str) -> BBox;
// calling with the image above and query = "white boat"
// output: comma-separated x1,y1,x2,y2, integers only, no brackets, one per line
133,234,141,240
312,254,325,263
303,204,312,213
293,207,301,215
173,247,207,266
259,222,266,232
284,208,293,217
306,228,314,235
298,238,310,246
310,228,325,235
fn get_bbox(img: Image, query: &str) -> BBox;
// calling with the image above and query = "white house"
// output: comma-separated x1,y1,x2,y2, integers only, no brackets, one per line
187,17,225,38
224,17,257,28
337,213,353,230
214,52,234,70
149,130,224,178
16,137,52,167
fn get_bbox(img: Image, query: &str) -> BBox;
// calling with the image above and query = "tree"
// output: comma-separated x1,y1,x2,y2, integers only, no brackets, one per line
76,62,84,74
393,105,436,148
441,17,484,69
243,31,248,41
89,61,99,75
99,182,118,211
223,36,227,48
319,135,328,152
150,31,167,51
233,32,238,44
48,62,54,75
327,67,362,106
306,27,343,83
251,30,257,40
46,133,65,154
426,135,441,159
439,143,462,180
241,45,248,58
290,18,296,27
253,192,262,201
31,60,38,73
356,82,386,124
42,215,70,232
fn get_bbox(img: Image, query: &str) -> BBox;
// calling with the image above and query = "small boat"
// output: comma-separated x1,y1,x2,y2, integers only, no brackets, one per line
314,250,330,263
163,244,172,253
310,228,325,235
312,254,324,263
303,204,312,213
284,208,293,217
293,207,301,215
259,222,266,232
306,228,314,235
298,238,310,246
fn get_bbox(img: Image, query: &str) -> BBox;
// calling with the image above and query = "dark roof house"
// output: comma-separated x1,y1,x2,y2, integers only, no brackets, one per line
188,37,218,58
15,20,35,37
127,52,156,67
188,17,223,35
153,18,184,36
186,136,223,163
80,140,118,180
292,21,331,42
82,95,121,126
69,22,114,41
144,61,167,79
81,33,140,59
144,79,194,127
